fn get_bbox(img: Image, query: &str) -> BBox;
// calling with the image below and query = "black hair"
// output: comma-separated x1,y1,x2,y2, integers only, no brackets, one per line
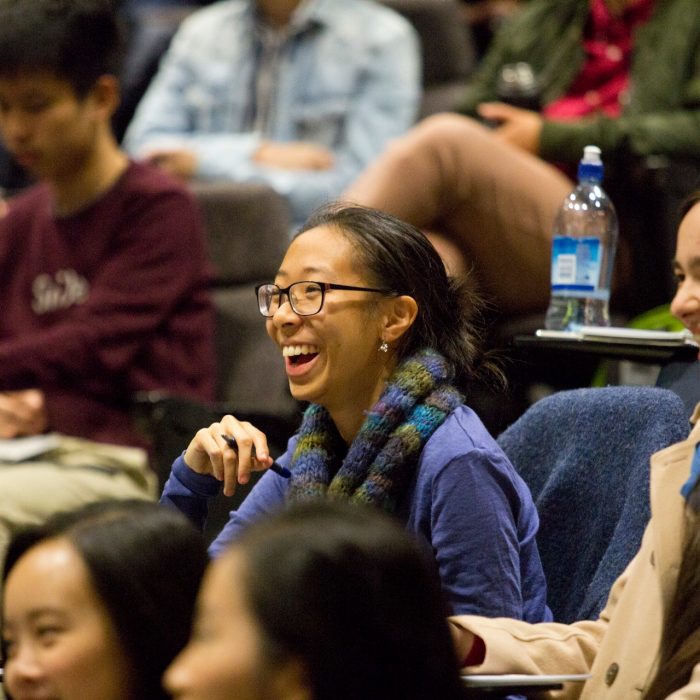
668,190,700,280
233,500,466,700
297,202,503,391
679,189,700,220
2,499,209,700
644,509,700,699
0,0,125,97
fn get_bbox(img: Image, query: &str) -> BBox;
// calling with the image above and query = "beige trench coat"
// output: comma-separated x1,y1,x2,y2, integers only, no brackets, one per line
452,411,700,699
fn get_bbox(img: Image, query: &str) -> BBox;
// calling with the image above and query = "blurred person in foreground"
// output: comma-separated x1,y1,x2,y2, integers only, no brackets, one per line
165,500,466,700
2,499,208,700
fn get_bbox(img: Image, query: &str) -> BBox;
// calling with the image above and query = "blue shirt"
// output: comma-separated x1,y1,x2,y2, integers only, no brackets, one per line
123,0,421,225
161,405,552,621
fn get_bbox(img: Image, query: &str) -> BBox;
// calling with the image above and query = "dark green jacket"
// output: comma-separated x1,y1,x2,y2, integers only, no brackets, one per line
458,0,700,165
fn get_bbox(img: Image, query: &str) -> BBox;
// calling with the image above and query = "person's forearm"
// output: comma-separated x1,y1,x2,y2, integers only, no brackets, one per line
539,110,700,164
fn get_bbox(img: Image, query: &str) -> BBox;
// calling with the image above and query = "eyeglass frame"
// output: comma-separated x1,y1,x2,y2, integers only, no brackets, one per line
254,280,399,318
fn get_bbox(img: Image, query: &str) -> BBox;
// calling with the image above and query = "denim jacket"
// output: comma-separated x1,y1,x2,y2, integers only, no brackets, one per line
123,0,421,224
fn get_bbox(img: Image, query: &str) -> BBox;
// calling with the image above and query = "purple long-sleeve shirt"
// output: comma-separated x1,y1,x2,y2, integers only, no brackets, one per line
161,405,551,620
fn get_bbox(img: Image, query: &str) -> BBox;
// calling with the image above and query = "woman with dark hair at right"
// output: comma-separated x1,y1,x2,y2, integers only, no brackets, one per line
162,202,551,623
2,499,209,700
164,499,466,700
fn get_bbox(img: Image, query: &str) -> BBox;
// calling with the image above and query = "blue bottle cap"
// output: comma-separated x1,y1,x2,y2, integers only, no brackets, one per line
578,145,604,182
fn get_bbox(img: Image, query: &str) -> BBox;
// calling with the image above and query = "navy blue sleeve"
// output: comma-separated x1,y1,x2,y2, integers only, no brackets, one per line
159,453,221,531
428,448,526,618
159,450,291,558
207,468,290,557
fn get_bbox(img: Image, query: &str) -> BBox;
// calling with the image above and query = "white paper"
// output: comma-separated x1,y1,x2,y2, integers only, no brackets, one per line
461,673,591,687
0,433,62,463
572,326,692,342
535,327,695,346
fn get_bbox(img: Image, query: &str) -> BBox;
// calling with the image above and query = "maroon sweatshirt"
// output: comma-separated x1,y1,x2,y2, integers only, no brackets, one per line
0,161,216,447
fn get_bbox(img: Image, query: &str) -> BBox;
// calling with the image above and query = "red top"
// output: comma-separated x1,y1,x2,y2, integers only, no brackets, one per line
463,634,486,667
543,0,656,121
0,162,216,447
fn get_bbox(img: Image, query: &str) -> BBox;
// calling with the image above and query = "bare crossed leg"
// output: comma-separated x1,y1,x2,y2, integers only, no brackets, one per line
344,113,573,314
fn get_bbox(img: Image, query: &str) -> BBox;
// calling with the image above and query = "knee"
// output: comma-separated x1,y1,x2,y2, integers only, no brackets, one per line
386,113,488,162
413,112,486,144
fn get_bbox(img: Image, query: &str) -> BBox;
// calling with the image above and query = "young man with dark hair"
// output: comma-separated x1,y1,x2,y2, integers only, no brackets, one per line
0,0,216,560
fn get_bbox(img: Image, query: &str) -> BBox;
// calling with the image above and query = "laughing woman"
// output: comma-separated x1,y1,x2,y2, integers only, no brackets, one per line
161,203,550,621
2,500,208,700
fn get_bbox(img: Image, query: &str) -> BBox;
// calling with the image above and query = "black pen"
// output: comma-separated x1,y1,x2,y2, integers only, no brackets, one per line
220,434,291,479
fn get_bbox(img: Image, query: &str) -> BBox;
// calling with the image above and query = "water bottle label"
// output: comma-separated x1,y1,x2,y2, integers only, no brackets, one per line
551,236,602,294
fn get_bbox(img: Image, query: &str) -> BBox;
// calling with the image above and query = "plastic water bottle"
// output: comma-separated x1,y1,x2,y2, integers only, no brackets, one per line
544,145,618,330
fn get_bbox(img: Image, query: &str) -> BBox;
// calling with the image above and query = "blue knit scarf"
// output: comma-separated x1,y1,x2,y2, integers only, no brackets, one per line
286,348,463,513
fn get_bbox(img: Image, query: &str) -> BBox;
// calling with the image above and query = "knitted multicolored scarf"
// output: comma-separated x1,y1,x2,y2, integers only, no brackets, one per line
286,348,464,513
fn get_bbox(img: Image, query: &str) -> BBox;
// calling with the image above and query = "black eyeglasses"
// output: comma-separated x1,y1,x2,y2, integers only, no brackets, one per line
255,281,395,317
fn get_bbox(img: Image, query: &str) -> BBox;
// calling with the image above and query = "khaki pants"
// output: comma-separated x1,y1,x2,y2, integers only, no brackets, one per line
0,435,156,575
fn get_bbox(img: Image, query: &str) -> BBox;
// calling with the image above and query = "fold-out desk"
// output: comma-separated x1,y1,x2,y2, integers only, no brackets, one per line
514,328,698,365
462,673,590,698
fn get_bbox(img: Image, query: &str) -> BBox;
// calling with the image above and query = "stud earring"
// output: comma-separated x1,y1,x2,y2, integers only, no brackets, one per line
379,341,389,353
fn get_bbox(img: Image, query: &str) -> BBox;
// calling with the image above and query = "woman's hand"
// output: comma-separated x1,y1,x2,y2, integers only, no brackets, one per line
476,102,543,155
143,148,198,180
183,415,274,497
253,141,335,170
